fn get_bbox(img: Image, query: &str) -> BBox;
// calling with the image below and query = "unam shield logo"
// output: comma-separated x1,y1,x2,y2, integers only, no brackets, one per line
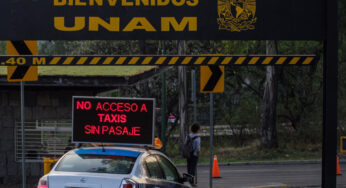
217,0,257,32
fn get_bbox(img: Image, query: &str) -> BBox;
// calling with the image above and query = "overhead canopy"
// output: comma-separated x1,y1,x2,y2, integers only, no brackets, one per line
0,66,168,87
0,66,155,77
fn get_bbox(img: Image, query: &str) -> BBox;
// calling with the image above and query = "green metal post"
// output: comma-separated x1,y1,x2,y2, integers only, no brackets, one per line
209,93,214,188
191,69,197,122
161,41,166,152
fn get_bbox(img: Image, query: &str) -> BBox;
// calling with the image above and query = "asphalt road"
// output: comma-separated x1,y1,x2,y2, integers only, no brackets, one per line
177,162,346,188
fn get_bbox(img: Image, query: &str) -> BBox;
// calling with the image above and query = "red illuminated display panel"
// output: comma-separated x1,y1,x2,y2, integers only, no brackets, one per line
73,96,155,145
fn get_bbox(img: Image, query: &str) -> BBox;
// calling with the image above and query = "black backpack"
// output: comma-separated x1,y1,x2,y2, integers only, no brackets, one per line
182,136,199,158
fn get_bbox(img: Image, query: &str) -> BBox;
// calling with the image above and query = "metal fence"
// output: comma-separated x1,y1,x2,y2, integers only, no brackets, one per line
15,120,74,162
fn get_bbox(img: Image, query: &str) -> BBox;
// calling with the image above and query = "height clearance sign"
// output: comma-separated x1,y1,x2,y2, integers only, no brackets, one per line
0,0,323,40
73,96,155,145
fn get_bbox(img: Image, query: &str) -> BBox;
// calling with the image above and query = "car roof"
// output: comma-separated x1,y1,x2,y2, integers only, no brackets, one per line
69,146,159,158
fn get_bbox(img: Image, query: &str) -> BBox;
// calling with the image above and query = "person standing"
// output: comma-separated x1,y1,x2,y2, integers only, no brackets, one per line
186,123,201,186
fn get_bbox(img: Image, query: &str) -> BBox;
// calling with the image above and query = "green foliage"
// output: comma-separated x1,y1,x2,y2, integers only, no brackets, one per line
0,41,5,54
206,41,323,147
169,138,321,164
228,96,260,126
39,41,69,55
276,42,323,135
40,39,329,154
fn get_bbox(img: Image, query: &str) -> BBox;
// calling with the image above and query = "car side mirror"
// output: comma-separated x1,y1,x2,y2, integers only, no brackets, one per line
182,173,195,184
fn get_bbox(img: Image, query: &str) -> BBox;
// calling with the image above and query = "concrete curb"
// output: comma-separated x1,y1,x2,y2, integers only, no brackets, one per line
252,186,321,188
176,159,346,167
250,186,321,188
250,186,319,188
250,185,288,188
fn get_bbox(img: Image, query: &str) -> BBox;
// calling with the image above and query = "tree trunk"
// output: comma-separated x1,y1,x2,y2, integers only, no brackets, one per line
178,40,188,152
260,40,278,148
138,40,150,98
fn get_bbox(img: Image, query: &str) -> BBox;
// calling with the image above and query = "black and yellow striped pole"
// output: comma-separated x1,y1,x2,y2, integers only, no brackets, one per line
0,55,318,66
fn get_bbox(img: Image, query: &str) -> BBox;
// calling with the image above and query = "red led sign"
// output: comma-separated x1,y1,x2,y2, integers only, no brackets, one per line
73,96,155,145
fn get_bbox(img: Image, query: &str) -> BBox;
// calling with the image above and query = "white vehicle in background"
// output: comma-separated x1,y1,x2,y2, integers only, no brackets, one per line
38,147,193,188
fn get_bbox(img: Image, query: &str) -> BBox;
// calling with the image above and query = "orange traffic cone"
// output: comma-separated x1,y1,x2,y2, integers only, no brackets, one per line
337,156,342,175
212,155,221,178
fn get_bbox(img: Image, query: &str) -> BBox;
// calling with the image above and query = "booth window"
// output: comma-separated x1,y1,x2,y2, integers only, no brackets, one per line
15,120,73,162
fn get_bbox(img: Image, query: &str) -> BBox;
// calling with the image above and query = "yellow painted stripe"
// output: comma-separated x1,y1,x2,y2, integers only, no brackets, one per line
235,57,246,65
63,57,74,65
24,41,38,54
115,57,126,65
76,57,88,65
155,57,167,65
208,57,219,65
248,57,260,65
142,57,153,65
49,57,61,65
289,57,300,64
103,57,114,65
7,42,18,55
194,57,206,65
90,57,101,65
181,57,192,65
276,57,287,65
128,57,140,65
262,57,273,65
221,57,232,65
168,57,179,65
302,57,314,65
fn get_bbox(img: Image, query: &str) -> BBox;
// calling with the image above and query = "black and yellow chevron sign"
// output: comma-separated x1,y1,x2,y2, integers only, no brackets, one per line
341,136,346,153
200,66,225,93
7,41,38,82
0,55,317,66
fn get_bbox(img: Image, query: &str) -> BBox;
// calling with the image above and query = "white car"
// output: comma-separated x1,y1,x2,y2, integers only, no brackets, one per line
38,147,193,188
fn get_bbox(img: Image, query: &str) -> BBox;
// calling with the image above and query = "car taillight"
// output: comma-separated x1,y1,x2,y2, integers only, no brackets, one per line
119,178,137,188
37,176,48,188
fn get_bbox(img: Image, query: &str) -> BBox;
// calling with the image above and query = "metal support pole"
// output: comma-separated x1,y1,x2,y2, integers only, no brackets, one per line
161,41,166,152
161,72,166,152
322,0,338,186
209,93,214,188
191,69,197,123
21,81,26,188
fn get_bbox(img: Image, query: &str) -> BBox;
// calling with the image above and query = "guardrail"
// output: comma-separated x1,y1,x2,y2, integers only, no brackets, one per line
15,120,73,162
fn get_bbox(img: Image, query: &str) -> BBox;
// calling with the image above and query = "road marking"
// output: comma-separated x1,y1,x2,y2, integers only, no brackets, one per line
251,183,288,188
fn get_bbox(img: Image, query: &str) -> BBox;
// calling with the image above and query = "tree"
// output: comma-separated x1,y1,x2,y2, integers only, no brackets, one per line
178,40,189,152
260,41,279,148
38,39,328,151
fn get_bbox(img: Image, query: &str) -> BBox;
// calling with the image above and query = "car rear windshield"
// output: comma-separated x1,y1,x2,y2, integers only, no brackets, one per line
55,153,137,174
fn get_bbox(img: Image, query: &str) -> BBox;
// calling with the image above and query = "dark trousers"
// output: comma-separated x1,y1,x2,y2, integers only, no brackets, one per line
187,155,199,183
